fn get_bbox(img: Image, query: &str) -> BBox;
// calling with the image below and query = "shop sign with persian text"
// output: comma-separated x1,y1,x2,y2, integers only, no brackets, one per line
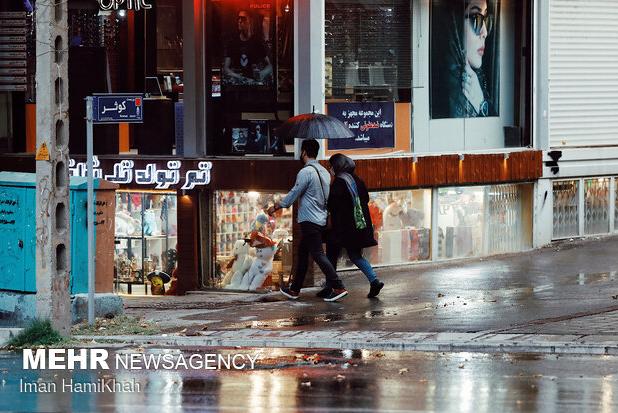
68,157,212,190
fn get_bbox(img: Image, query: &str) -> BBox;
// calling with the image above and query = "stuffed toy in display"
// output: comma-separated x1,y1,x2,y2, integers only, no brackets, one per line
223,239,254,289
239,213,278,291
147,271,171,295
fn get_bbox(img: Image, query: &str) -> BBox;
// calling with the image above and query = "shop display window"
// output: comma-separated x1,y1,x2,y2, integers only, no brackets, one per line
438,184,531,259
214,191,293,290
114,191,178,295
207,0,295,156
337,189,431,269
438,187,484,259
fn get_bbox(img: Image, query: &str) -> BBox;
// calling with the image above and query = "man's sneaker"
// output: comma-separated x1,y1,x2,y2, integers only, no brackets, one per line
280,286,299,300
316,287,332,298
323,288,348,302
367,280,384,298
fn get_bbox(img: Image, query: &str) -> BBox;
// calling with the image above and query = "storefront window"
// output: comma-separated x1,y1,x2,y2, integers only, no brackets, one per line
114,192,178,295
325,0,411,102
438,184,531,259
213,190,293,290
337,189,431,268
553,180,579,239
207,0,294,156
324,0,411,154
584,178,609,235
68,4,183,155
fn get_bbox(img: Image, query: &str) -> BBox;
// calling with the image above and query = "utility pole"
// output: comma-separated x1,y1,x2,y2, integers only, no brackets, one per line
35,0,71,335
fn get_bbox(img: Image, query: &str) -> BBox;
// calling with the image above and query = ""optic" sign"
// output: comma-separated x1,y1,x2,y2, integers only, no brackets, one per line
98,0,152,11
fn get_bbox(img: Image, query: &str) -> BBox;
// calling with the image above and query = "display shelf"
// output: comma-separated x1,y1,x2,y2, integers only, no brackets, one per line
114,192,178,294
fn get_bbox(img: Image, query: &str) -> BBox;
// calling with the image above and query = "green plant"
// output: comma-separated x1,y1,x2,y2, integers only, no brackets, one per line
6,319,64,348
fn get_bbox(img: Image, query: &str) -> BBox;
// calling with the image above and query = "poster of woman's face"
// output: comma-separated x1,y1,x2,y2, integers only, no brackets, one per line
431,0,500,119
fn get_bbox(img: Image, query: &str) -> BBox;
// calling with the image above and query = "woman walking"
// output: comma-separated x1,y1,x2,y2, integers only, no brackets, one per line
320,154,384,298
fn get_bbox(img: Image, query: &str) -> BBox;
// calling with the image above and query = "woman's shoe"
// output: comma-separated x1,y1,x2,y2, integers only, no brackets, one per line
367,280,384,298
316,287,332,298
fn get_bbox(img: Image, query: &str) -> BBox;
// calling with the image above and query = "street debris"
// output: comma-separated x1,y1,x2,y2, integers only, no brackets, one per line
399,368,409,375
335,374,346,381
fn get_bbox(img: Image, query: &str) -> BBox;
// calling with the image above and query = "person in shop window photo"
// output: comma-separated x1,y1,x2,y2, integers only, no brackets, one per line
223,8,273,87
431,0,500,119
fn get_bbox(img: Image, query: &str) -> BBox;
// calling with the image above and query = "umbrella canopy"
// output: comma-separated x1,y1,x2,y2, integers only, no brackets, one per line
276,112,355,140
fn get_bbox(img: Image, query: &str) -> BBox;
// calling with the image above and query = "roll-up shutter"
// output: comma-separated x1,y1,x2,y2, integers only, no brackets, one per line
549,0,618,148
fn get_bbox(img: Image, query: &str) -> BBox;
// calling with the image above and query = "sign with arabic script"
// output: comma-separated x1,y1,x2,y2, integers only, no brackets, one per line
327,102,395,150
92,94,143,124
68,157,212,190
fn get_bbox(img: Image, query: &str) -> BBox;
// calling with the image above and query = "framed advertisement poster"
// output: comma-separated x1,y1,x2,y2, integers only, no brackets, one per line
430,0,500,119
211,0,275,92
328,102,395,150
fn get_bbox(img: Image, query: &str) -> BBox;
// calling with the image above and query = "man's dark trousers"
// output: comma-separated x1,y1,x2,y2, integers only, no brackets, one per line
290,222,344,292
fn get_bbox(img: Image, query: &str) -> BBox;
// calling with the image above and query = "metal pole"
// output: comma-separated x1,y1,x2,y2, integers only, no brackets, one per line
86,97,95,325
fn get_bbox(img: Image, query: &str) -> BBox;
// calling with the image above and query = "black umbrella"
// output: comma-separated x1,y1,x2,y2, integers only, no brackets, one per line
276,109,355,140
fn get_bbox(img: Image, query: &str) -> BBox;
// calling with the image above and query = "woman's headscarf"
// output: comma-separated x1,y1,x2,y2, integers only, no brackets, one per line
329,154,366,229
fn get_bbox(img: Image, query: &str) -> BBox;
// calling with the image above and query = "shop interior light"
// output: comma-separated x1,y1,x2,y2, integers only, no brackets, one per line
117,9,127,18
248,191,260,200
459,154,465,161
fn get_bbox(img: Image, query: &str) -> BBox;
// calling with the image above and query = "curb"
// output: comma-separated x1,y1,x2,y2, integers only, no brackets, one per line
73,330,618,356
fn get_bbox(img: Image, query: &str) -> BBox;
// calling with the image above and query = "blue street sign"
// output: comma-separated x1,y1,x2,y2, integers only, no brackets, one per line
92,94,144,124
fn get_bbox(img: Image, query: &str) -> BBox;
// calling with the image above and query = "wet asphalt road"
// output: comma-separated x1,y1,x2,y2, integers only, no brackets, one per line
2,348,618,412
128,237,618,335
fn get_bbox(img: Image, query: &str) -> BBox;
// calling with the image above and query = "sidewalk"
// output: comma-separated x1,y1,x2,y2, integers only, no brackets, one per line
97,236,618,354
74,330,618,356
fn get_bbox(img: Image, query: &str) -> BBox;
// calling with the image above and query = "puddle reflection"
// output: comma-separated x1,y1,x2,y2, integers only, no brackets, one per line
2,349,618,412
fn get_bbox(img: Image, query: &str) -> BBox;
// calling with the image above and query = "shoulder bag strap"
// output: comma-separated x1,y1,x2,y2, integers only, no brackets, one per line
307,164,326,209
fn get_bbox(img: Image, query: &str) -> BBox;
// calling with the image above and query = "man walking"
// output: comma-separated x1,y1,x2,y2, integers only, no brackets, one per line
267,139,348,302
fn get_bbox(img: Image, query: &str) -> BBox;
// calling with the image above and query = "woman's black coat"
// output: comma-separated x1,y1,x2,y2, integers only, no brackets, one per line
327,174,377,250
